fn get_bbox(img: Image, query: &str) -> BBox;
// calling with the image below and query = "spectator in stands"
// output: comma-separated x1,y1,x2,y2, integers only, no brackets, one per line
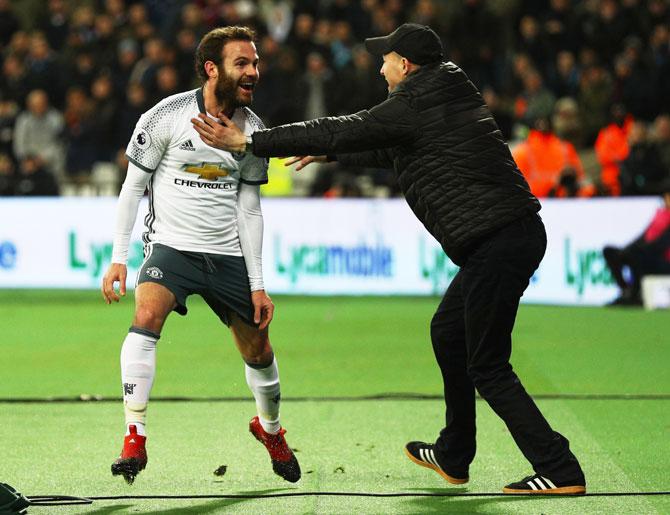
90,74,119,162
130,37,166,97
611,38,656,121
287,13,322,66
513,117,592,198
482,87,514,141
253,47,302,126
68,51,97,92
653,114,670,177
13,89,65,178
297,51,338,119
514,69,556,130
6,30,30,60
174,28,199,88
0,95,18,157
586,0,630,62
92,13,119,69
152,65,181,105
649,23,670,114
577,63,613,145
516,15,547,73
112,38,140,94
0,0,20,50
13,154,59,196
337,44,388,114
595,103,634,195
620,121,666,196
548,50,580,99
115,82,147,152
552,96,583,147
37,0,70,52
604,181,670,305
0,54,28,106
447,0,501,89
0,152,15,196
63,87,97,180
541,0,579,60
25,33,63,105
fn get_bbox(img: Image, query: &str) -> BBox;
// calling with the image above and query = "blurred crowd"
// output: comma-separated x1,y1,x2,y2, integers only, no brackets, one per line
1,0,670,197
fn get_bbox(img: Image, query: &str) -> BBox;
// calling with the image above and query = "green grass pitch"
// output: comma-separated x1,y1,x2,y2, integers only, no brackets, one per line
0,290,668,513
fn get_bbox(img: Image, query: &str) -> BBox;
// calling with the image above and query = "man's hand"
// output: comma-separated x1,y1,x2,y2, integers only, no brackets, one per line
102,263,127,304
191,113,246,153
284,155,327,171
251,289,274,330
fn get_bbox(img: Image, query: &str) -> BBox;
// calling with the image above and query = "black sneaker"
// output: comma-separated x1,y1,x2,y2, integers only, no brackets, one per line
404,442,468,484
503,474,586,495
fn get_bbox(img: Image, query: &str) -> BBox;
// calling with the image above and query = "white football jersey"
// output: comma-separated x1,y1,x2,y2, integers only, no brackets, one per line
125,88,268,256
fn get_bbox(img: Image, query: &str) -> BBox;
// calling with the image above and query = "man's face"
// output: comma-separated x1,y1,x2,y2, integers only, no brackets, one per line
215,40,259,108
380,52,405,92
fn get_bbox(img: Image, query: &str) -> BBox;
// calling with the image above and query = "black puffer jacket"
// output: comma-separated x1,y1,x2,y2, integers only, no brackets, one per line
252,61,540,265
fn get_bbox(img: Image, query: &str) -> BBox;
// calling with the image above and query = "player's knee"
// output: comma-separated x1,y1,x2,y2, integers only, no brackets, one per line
243,345,274,368
133,306,167,333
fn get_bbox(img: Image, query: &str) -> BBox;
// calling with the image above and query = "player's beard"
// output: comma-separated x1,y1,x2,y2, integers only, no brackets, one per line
214,69,253,110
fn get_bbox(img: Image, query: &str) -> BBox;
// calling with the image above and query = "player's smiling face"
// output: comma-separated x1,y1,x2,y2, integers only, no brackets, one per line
216,40,259,108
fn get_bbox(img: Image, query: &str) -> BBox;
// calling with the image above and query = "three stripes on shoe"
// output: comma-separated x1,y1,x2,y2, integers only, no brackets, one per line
524,476,558,491
419,447,442,470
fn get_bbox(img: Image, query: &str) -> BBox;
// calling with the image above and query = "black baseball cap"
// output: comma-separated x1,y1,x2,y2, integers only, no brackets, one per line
364,23,444,65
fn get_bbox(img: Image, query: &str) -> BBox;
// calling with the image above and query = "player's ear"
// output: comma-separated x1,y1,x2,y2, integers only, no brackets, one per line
204,60,218,79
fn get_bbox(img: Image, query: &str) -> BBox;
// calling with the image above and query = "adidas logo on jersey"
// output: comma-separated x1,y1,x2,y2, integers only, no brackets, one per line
179,140,196,151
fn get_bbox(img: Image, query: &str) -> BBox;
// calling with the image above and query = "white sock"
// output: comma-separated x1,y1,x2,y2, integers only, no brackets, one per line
126,422,146,436
245,357,281,434
121,329,158,433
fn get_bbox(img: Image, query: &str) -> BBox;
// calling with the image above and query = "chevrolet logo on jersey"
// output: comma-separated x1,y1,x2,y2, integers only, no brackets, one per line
183,163,231,181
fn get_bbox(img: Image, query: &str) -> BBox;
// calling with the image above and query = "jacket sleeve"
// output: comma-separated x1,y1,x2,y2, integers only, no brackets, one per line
336,148,395,169
251,94,418,158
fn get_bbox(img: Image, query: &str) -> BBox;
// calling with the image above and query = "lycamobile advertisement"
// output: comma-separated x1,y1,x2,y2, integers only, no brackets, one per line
0,197,662,305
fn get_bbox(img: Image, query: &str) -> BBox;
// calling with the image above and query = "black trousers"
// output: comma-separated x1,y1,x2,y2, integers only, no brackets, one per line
431,213,584,482
603,244,670,298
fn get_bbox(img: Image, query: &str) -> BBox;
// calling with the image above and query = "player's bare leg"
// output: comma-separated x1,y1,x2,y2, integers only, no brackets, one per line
112,282,176,484
231,314,301,482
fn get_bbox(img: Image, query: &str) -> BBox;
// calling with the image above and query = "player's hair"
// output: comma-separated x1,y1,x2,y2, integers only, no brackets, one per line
195,26,256,83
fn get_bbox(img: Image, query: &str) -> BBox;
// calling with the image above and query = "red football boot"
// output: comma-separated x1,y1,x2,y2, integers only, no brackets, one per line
249,416,301,483
111,425,147,484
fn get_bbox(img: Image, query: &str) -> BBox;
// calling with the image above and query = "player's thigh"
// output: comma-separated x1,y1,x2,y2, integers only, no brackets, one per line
133,282,177,333
230,312,272,365
137,243,202,319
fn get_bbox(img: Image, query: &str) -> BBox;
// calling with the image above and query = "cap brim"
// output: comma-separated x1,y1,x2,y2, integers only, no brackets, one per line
364,36,391,55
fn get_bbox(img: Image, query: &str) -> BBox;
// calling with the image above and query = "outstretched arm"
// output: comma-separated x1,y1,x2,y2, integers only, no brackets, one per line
285,148,395,172
192,95,418,158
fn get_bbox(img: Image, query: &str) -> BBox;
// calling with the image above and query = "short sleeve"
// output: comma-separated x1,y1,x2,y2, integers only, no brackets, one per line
240,108,269,185
125,101,173,173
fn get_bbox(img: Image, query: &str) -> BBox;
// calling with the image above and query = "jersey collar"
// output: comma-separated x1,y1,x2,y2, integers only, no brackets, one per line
196,87,206,114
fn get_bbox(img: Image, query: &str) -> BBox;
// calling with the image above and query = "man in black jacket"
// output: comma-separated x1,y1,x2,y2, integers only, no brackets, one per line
192,23,586,495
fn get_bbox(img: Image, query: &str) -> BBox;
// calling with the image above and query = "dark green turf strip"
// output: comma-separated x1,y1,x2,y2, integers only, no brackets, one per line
1,291,669,398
